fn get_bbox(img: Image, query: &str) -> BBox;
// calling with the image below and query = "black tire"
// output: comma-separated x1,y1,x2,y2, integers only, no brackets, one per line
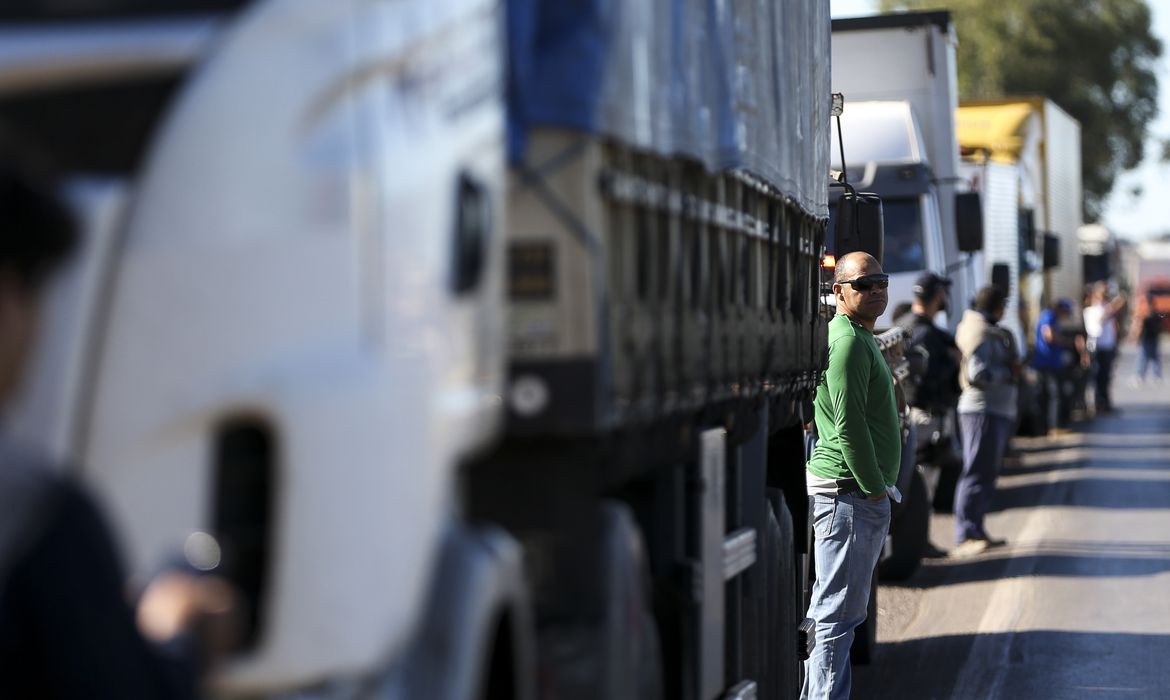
601,503,663,700
541,503,662,699
879,468,930,581
764,490,801,699
932,460,959,514
849,567,879,665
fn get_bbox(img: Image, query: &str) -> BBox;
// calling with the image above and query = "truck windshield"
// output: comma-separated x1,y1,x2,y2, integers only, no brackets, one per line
881,198,926,274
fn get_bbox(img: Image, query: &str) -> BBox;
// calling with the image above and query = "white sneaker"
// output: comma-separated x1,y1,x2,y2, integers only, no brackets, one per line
951,539,991,558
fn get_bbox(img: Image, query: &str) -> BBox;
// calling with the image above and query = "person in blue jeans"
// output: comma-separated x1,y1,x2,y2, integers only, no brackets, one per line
952,286,1020,556
1134,299,1164,383
804,252,900,700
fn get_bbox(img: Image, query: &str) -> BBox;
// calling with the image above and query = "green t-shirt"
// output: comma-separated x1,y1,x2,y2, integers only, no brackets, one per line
807,313,902,495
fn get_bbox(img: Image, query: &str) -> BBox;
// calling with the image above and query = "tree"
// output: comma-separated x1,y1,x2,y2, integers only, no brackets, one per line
880,0,1162,221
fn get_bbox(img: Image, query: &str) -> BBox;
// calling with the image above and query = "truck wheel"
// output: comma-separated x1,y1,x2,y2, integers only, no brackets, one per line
932,460,959,514
480,613,523,700
849,567,879,665
879,468,929,581
601,502,663,700
533,503,662,699
765,489,801,700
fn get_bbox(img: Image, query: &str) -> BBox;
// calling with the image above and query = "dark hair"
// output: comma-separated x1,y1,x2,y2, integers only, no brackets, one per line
973,284,1007,314
892,301,912,319
0,139,77,292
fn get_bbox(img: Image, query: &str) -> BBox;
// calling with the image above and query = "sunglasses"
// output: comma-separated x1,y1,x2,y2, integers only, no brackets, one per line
838,274,890,292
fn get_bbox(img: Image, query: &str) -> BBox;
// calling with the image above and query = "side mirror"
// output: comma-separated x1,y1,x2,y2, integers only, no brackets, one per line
834,189,884,264
1043,233,1060,270
991,262,1011,294
955,192,984,253
1018,208,1036,250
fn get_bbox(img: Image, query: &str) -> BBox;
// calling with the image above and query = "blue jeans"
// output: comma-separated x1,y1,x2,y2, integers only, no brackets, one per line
802,492,891,700
1091,347,1116,411
1137,340,1162,380
1036,367,1071,430
955,412,1013,543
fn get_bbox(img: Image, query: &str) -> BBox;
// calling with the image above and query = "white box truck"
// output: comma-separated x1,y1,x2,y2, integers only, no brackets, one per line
2,0,858,697
830,11,984,330
958,98,1084,333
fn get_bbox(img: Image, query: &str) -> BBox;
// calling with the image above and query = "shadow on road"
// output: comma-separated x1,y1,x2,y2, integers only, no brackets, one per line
886,539,1170,589
853,630,1170,700
988,476,1170,512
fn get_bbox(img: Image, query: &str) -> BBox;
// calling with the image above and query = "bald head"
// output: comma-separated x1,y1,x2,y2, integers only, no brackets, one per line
832,251,887,330
835,251,881,284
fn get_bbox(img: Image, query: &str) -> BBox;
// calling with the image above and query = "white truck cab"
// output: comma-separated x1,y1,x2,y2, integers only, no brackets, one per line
831,11,984,330
831,100,950,327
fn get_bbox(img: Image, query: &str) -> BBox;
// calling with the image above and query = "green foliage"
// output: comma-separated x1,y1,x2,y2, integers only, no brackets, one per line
879,0,1162,221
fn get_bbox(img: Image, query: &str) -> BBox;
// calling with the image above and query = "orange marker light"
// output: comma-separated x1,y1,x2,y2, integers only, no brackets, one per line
822,254,836,269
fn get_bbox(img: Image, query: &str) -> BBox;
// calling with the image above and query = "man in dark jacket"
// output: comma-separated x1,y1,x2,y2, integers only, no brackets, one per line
895,272,961,416
0,153,233,698
895,272,962,523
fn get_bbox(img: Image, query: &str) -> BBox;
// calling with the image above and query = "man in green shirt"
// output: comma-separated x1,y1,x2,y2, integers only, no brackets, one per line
802,251,900,700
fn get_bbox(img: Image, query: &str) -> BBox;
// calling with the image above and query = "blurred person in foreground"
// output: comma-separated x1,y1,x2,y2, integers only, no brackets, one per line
1031,298,1088,436
803,251,899,700
1082,282,1125,414
952,285,1020,557
0,153,237,698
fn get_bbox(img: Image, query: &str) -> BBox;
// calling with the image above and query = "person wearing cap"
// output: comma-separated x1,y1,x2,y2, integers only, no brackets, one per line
1032,298,1089,435
894,273,961,552
804,251,900,700
895,273,962,436
896,273,962,413
952,285,1021,556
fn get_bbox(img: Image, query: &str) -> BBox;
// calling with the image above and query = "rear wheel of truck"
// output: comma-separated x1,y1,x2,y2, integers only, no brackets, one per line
879,468,929,581
763,489,802,699
537,502,662,699
931,460,959,513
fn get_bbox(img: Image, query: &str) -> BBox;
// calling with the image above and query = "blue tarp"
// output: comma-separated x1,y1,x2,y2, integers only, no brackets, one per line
506,0,831,218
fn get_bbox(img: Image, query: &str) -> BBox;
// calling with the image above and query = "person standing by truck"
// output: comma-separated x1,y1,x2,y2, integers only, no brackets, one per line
1082,282,1125,414
804,251,900,700
894,272,960,551
952,285,1019,556
1132,295,1165,385
0,152,235,698
1032,299,1088,435
895,272,961,415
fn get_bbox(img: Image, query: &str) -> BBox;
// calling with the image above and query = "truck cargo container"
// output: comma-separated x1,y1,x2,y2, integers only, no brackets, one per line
957,98,1084,331
1,0,884,698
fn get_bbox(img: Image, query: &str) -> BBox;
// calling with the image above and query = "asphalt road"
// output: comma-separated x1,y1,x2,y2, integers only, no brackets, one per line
853,343,1170,700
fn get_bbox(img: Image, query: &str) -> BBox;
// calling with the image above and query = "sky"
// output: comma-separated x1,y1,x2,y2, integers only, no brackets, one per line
829,0,1170,241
